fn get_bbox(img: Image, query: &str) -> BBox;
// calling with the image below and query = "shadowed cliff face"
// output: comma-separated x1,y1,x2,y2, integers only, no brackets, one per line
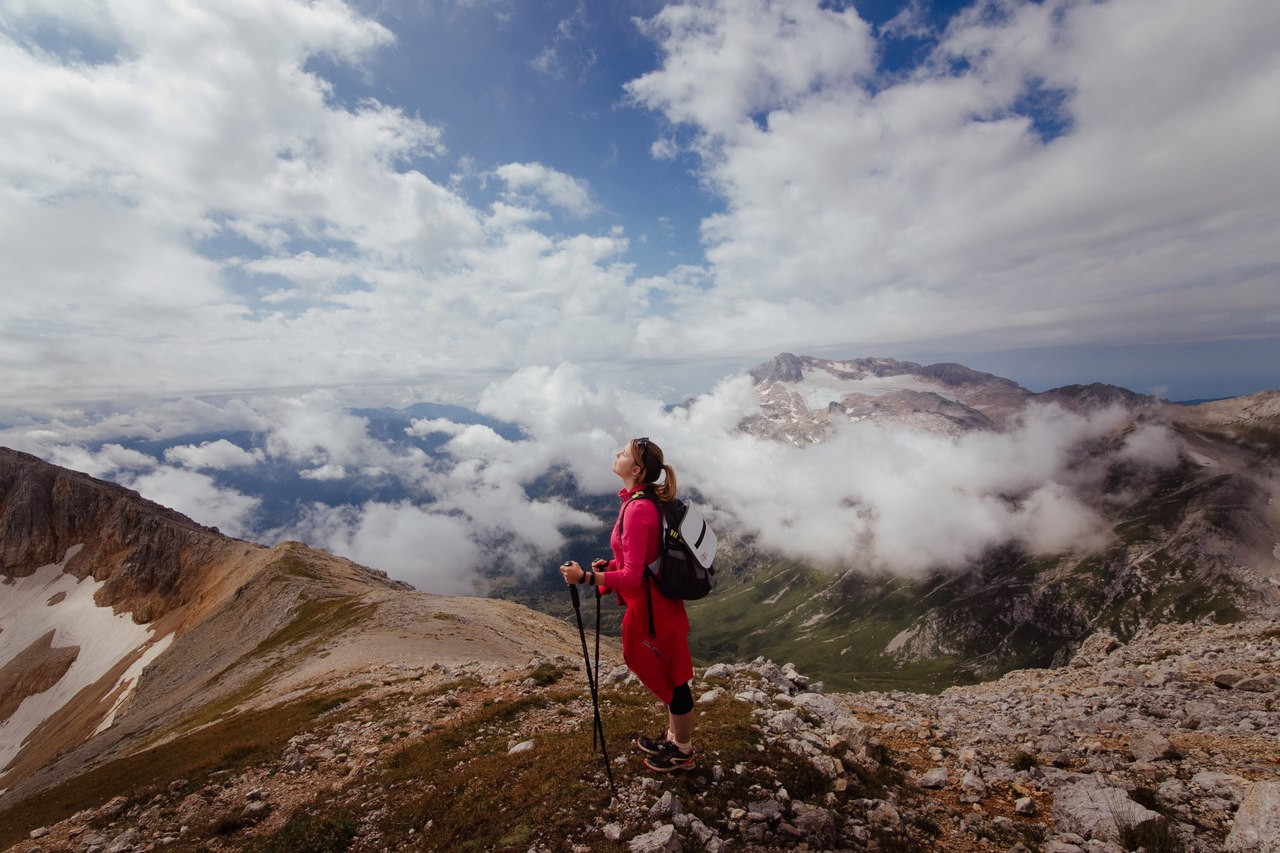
0,447,234,622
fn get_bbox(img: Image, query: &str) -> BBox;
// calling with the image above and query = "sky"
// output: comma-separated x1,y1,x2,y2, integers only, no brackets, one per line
1,0,1278,407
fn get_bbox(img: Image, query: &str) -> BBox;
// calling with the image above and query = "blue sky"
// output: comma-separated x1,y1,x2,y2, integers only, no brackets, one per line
1,0,1278,406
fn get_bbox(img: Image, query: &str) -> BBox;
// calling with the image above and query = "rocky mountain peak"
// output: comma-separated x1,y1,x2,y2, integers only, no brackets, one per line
0,447,232,622
749,351,807,384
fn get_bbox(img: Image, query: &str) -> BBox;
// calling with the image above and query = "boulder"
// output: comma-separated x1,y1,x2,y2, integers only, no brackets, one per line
629,824,681,853
1225,781,1280,852
1052,778,1163,843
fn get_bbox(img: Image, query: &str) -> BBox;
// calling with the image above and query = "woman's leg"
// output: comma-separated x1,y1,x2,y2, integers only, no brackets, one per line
667,682,694,751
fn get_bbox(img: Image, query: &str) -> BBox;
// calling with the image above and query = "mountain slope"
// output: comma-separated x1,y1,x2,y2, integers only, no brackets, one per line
0,448,586,809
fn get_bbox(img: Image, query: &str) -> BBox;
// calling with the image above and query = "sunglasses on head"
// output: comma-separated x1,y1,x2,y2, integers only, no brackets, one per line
634,436,651,469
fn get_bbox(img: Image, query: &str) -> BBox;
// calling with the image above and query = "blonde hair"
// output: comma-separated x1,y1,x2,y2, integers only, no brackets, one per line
630,437,678,502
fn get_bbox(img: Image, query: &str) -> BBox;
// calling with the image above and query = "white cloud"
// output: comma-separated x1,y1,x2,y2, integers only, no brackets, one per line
2,0,1274,406
2,364,1191,591
44,443,156,479
124,467,261,538
626,0,876,138
288,501,482,595
627,0,1280,357
165,439,264,470
406,417,470,438
1117,423,1182,468
494,162,597,217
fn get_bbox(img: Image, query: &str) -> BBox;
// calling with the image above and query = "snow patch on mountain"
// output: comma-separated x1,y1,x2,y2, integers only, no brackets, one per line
792,364,959,409
0,547,166,772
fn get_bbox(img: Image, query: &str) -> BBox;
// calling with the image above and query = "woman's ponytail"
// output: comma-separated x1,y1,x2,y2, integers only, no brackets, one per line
655,463,678,502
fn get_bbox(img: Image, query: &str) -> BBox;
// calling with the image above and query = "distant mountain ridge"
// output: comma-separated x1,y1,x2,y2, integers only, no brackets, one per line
684,353,1280,691
741,352,1159,443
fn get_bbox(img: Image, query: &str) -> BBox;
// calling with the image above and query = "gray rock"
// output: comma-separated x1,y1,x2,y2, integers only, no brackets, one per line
791,801,836,846
960,770,987,802
105,829,141,853
1192,771,1249,803
917,767,949,789
686,816,716,845
1225,781,1280,852
866,800,902,832
1130,732,1177,762
1235,674,1278,692
747,798,784,822
508,740,535,754
703,663,734,679
1052,779,1163,843
1070,632,1122,668
29,828,50,840
628,824,681,853
648,790,684,820
1214,669,1245,689
1015,796,1037,816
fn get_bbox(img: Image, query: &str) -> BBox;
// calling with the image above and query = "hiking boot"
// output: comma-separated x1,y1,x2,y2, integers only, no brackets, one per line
644,741,695,773
635,733,671,755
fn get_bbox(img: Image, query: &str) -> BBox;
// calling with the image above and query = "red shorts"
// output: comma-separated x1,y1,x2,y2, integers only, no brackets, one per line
620,592,693,706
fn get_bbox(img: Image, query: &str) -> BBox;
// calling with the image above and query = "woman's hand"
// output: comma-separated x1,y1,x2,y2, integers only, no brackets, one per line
559,560,584,585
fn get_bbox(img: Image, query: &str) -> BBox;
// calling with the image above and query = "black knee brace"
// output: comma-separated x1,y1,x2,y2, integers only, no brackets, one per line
668,682,693,715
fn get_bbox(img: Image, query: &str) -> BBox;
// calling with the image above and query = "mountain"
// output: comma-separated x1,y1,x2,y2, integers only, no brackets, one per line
2,428,1279,852
0,447,585,811
689,354,1280,691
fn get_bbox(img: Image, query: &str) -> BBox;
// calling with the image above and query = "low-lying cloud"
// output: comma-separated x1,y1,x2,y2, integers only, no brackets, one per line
1,364,1185,591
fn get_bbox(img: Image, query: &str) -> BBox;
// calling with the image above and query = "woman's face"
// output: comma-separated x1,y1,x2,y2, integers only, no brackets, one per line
612,443,641,481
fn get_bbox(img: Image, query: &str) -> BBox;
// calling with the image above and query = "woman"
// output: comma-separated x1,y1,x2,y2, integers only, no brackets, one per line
560,437,696,773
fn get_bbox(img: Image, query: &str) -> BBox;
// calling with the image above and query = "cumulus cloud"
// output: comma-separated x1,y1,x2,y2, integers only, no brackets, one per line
287,501,481,595
1,0,1275,405
628,0,1280,357
472,365,1132,575
165,440,264,470
44,443,157,479
494,162,597,217
1,363,1193,591
124,467,261,539
0,0,641,402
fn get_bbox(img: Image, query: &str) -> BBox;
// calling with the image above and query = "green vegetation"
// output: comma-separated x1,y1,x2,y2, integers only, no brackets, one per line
371,682,825,851
527,662,564,686
246,806,359,853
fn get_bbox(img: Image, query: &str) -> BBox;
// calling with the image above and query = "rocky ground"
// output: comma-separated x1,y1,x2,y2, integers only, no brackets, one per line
8,620,1279,852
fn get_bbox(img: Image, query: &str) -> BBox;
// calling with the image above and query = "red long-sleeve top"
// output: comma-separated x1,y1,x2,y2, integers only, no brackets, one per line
603,484,689,636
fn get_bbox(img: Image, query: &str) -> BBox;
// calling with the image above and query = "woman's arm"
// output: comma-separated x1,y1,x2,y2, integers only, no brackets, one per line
598,499,658,592
557,500,658,591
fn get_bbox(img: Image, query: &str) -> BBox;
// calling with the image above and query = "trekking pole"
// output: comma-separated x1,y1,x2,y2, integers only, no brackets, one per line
593,583,602,751
568,581,615,792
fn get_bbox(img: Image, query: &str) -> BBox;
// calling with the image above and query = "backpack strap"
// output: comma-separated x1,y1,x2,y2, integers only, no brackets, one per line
618,486,661,638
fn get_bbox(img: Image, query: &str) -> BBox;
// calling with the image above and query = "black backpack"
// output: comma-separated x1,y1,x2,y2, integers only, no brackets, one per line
620,486,718,636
